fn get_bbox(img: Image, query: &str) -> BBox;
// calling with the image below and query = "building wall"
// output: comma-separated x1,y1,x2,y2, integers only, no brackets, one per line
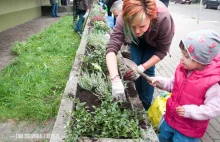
0,0,51,32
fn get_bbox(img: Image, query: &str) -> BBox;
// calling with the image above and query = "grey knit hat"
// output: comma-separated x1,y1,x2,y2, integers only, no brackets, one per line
181,30,220,64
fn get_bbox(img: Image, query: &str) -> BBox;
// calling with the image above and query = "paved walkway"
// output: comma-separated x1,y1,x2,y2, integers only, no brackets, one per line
154,12,220,142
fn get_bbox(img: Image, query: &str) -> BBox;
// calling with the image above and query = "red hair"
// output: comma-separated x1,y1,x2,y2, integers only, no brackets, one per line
122,0,157,43
122,0,157,23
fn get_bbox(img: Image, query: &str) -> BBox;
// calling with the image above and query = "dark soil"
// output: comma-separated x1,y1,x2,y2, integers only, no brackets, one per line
76,85,147,130
125,82,138,98
76,85,101,112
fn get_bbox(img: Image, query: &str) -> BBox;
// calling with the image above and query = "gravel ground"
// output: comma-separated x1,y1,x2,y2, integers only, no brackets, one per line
0,15,61,142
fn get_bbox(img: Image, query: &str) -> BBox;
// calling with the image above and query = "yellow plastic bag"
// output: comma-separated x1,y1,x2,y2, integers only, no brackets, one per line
147,91,171,129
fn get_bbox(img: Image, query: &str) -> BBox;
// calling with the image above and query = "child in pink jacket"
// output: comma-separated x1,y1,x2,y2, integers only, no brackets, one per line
151,30,220,142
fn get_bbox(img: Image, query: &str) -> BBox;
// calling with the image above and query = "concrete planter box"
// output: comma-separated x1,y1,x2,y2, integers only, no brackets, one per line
49,14,159,142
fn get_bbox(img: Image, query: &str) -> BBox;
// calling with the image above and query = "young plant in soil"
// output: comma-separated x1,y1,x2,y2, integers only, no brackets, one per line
91,21,111,33
89,4,106,18
65,96,146,142
83,32,109,74
78,71,111,99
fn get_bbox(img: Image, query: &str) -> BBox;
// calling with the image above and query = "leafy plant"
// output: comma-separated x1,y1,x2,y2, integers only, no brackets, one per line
66,3,147,141
65,99,93,142
87,32,110,50
65,98,144,142
78,71,111,99
92,21,110,33
83,32,109,74
90,15,106,23
89,4,106,18
82,49,108,74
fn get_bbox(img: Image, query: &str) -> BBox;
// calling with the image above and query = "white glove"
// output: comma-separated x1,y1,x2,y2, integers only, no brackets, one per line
83,11,89,18
111,79,126,101
137,64,145,73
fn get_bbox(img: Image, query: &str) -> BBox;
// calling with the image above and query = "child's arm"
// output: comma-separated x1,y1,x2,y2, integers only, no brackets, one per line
151,76,174,92
183,83,220,120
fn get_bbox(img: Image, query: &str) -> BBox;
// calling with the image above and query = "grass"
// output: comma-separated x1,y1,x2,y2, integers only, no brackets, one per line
0,16,80,123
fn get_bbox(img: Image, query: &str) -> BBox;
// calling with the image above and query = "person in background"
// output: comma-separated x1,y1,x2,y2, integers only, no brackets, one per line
110,0,123,25
160,0,169,7
73,0,78,22
106,0,175,110
151,30,220,142
61,0,68,5
50,0,59,17
74,0,89,35
105,0,118,16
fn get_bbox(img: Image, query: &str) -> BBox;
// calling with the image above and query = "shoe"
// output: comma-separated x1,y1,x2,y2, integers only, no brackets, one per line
55,15,60,17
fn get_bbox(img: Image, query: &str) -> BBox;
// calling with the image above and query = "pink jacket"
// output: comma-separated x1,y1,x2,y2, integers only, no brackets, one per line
156,54,220,138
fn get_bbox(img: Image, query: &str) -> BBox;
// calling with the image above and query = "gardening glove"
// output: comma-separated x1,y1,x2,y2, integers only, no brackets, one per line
124,65,145,81
111,79,126,101
124,70,137,81
83,11,89,18
137,64,145,73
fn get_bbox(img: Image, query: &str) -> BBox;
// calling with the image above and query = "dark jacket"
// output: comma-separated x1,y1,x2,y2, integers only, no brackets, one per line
50,0,57,5
76,0,89,10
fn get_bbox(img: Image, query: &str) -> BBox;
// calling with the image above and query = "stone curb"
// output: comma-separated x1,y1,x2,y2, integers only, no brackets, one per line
49,18,90,142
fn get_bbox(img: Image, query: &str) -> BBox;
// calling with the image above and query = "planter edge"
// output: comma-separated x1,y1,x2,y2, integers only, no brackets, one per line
49,19,90,142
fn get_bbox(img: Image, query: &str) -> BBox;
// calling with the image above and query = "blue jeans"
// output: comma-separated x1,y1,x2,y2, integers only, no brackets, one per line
74,9,86,33
51,3,58,17
130,38,156,110
159,120,200,142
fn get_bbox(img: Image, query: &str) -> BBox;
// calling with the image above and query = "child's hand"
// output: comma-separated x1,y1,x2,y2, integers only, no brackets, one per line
176,106,185,116
150,77,159,87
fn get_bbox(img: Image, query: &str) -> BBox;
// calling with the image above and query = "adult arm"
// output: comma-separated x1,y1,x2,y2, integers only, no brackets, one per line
106,52,120,79
154,11,175,60
142,11,175,69
142,55,161,70
106,14,125,77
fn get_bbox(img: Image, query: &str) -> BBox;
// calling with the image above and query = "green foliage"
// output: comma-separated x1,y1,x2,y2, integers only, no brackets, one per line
92,21,111,33
65,98,143,142
66,3,146,141
87,32,109,50
65,99,93,142
79,71,111,99
83,32,109,74
89,4,106,18
82,48,108,74
0,16,81,122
